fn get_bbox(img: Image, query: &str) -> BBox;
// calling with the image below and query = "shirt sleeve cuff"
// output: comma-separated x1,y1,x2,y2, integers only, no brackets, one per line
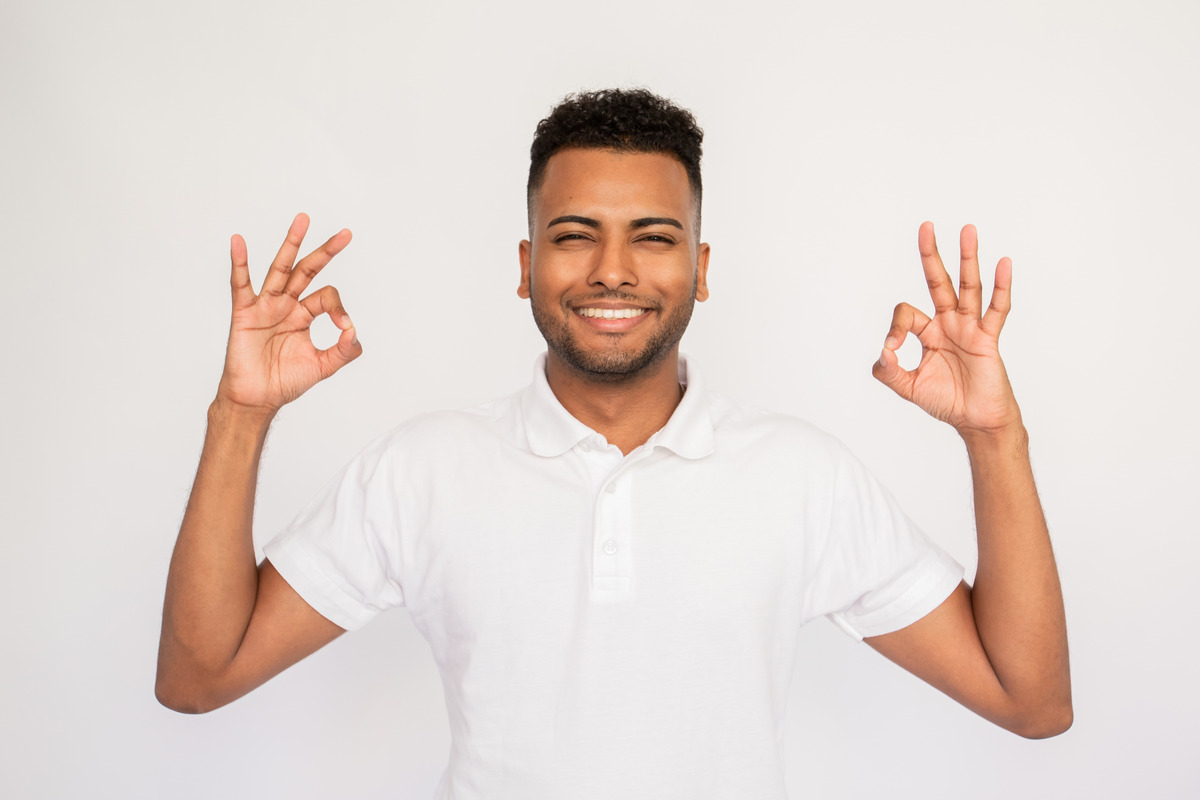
827,549,965,641
263,537,382,632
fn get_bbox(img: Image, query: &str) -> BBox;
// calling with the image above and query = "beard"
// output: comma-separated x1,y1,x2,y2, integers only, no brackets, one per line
529,287,696,384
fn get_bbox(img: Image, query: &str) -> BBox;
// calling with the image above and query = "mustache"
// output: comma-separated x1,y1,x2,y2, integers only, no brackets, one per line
566,292,661,309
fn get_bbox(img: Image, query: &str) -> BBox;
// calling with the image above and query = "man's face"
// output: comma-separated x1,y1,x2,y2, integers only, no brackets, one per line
518,148,710,383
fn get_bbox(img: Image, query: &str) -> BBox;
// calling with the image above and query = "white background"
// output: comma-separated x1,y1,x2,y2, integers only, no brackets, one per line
3,0,1197,797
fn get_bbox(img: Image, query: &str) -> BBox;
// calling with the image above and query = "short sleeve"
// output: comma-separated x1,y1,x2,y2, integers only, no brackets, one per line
809,444,963,641
263,435,406,631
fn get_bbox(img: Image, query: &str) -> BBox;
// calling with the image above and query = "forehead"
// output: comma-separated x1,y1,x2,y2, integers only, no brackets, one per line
535,148,694,222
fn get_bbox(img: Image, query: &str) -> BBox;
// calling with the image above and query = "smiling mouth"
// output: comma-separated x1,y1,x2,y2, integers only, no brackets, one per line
575,308,648,319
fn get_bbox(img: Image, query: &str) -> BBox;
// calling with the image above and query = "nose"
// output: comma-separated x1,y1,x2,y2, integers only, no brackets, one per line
587,240,637,291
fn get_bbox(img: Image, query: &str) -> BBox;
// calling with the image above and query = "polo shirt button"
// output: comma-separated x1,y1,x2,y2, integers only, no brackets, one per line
603,540,618,555
605,482,617,494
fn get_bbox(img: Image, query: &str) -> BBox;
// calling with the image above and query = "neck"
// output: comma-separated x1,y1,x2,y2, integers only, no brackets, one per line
544,349,684,456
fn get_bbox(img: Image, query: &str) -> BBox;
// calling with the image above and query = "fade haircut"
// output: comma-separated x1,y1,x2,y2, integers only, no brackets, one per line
526,88,704,235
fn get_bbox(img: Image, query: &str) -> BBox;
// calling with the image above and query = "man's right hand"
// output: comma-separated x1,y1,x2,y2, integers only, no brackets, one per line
218,212,362,416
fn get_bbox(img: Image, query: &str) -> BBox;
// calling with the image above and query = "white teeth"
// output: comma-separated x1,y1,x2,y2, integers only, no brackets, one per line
576,308,647,319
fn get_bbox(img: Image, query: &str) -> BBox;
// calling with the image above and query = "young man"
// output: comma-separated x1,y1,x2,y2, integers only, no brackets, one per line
157,89,1070,797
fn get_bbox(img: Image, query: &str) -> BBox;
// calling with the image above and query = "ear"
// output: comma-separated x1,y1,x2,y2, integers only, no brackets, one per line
517,239,532,299
694,243,711,302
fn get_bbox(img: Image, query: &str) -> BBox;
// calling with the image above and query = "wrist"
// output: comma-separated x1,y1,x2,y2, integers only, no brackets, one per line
208,394,278,433
958,419,1029,458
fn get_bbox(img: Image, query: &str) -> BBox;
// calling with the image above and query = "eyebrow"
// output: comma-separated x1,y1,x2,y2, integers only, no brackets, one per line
631,217,684,230
546,215,684,230
547,215,600,229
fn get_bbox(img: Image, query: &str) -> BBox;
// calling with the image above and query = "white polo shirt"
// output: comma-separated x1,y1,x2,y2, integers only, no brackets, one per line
265,354,962,799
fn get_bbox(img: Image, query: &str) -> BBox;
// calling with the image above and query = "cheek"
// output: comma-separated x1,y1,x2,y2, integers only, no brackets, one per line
526,269,567,311
648,260,699,293
531,255,585,294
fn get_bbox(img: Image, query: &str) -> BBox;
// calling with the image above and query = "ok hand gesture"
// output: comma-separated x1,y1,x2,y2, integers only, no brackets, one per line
216,213,362,416
873,223,1022,439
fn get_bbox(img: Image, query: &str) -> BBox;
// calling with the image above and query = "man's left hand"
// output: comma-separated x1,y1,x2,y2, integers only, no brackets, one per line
873,222,1022,438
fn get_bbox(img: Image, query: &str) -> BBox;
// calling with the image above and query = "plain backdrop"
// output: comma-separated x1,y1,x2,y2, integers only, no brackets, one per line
3,1,1198,797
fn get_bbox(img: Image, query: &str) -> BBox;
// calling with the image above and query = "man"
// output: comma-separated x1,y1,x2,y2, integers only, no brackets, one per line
157,89,1070,797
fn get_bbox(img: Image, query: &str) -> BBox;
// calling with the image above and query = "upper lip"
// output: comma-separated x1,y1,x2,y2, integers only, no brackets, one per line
571,300,651,310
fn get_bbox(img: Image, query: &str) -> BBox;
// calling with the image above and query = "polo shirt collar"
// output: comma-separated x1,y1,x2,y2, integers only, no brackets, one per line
520,353,715,460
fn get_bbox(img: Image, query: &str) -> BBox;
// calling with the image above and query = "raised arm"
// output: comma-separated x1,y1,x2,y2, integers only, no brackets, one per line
156,214,361,713
866,222,1071,738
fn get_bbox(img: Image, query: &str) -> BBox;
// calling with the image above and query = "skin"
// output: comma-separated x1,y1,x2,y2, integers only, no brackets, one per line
156,214,353,712
158,154,1070,739
866,223,1071,737
518,148,710,454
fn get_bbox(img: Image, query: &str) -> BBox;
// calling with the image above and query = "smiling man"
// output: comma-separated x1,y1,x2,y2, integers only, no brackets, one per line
157,89,1071,798
519,145,710,453
522,149,707,380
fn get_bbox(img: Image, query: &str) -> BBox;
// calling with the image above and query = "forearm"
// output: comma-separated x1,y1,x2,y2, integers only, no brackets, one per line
963,423,1071,734
156,398,275,707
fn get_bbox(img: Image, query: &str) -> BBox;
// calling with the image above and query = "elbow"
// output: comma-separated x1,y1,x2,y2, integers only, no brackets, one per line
156,690,207,715
155,676,217,714
155,662,230,714
1009,700,1073,739
156,636,236,714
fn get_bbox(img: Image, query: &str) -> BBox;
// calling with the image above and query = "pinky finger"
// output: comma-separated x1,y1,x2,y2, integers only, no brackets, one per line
981,256,1013,338
230,234,255,309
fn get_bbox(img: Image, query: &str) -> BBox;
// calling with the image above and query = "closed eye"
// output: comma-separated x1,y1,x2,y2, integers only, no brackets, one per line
638,234,677,245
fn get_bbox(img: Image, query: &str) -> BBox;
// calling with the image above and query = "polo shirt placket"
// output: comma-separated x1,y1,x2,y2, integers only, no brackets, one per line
578,434,640,595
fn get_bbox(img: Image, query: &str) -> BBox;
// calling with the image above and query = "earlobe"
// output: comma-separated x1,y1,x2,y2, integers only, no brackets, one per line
694,243,711,302
517,240,532,299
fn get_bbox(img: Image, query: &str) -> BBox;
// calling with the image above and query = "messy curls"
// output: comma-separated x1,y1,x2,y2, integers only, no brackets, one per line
527,88,704,233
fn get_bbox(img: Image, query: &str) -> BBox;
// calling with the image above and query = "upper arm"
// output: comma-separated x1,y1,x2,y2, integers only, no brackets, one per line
864,581,1021,733
231,560,346,691
159,560,345,713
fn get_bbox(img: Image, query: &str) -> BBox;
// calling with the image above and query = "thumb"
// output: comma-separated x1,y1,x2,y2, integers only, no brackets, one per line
317,325,363,378
872,346,914,402
336,325,362,362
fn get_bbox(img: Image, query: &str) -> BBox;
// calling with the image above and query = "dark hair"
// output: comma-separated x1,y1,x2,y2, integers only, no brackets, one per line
527,88,704,232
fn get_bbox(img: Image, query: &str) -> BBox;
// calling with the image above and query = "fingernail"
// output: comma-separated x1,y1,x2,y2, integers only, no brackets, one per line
878,350,888,368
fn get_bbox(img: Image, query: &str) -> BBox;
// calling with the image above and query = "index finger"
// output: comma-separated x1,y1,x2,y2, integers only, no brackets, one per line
283,228,353,299
260,213,311,296
919,221,958,314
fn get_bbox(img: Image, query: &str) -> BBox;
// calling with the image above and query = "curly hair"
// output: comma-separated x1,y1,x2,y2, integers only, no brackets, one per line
527,88,704,233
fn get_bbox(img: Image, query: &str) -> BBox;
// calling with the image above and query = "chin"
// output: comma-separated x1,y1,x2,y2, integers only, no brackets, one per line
548,335,681,383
